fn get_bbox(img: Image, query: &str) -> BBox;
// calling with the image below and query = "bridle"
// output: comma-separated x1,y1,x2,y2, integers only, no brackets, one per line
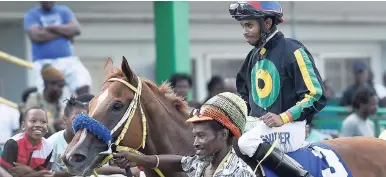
92,76,165,177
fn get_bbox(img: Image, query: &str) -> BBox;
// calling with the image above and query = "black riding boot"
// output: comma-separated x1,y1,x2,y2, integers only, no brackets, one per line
252,142,313,177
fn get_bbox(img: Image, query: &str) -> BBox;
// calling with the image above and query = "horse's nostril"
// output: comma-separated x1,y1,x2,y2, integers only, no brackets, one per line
70,153,87,163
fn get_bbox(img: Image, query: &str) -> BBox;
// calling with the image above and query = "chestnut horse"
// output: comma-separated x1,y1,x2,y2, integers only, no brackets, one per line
64,57,386,177
63,57,195,177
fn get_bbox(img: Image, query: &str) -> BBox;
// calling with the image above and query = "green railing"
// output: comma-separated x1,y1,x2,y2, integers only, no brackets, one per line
314,106,386,136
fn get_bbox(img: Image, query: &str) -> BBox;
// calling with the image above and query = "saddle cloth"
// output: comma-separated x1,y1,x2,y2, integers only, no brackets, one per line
262,142,353,177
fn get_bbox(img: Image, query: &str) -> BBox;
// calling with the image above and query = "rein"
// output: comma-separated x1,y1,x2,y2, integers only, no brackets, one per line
91,77,165,177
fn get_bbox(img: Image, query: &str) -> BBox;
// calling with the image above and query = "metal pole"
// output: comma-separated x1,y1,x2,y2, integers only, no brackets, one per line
0,51,33,69
0,97,18,109
0,51,31,109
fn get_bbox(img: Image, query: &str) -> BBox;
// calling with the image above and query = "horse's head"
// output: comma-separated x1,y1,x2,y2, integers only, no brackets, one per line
63,57,147,176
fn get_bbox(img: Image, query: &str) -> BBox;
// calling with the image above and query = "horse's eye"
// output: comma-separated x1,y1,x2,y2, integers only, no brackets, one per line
112,101,124,111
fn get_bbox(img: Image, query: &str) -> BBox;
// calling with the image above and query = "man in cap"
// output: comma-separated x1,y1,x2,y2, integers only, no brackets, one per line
25,64,66,137
340,62,371,107
24,1,92,96
112,92,256,177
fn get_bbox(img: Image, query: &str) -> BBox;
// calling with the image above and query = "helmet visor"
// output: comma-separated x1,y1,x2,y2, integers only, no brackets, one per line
229,2,247,16
229,2,264,18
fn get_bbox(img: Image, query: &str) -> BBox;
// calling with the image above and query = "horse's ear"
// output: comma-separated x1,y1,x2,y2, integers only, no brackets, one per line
121,56,136,82
104,56,114,75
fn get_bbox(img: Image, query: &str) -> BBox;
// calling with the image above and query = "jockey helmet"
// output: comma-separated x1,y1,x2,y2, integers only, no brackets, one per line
229,1,284,25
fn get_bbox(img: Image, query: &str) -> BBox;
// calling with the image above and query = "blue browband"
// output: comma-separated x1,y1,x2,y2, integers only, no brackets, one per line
73,113,112,144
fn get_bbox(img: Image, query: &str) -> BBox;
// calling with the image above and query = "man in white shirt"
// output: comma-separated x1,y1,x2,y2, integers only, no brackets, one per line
341,86,377,137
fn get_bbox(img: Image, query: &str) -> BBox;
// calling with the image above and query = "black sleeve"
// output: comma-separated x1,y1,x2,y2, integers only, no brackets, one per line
0,139,18,169
284,47,327,123
43,151,52,168
236,50,254,113
35,151,53,171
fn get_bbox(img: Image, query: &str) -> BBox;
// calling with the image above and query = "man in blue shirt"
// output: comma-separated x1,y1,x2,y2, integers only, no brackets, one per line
24,1,91,96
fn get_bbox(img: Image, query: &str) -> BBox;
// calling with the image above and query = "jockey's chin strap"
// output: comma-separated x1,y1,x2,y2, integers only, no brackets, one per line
92,77,165,177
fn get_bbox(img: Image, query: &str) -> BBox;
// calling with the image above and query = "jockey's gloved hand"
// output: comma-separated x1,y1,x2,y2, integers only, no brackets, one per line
260,112,284,128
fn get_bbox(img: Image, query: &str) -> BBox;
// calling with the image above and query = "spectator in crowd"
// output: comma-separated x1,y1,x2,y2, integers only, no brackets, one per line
24,1,92,96
169,73,192,99
169,73,200,109
340,62,370,107
205,76,226,102
48,95,87,174
341,86,378,137
0,108,53,177
49,95,138,176
367,70,386,107
0,104,20,151
25,65,65,137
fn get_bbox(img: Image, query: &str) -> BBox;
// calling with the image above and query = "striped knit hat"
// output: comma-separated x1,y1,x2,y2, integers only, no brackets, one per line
186,92,247,137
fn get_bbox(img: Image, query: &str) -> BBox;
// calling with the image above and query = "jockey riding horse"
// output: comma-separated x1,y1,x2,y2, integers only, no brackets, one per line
230,1,327,177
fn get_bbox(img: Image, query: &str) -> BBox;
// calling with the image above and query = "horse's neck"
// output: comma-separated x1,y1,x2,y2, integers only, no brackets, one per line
141,91,195,156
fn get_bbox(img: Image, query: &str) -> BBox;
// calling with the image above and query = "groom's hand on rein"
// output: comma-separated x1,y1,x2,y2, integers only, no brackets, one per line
113,152,138,169
260,112,284,128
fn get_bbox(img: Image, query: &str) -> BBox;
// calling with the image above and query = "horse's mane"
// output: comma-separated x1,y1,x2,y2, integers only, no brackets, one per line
105,68,188,114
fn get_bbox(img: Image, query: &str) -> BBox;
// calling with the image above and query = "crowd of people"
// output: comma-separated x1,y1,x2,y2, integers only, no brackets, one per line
0,1,134,177
321,61,386,138
0,1,385,177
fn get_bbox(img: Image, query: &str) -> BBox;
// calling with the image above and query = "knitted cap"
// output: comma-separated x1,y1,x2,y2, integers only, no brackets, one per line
186,92,247,137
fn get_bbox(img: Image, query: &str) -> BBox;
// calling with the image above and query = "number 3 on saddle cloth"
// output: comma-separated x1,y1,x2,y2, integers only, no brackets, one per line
261,143,353,177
